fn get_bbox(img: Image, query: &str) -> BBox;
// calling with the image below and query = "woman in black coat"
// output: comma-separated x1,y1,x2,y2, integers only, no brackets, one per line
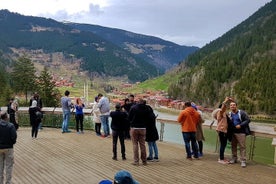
145,104,159,162
29,100,42,138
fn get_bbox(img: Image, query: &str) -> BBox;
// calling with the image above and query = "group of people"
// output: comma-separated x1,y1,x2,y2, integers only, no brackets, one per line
212,97,251,167
177,97,251,168
95,94,159,165
60,91,159,166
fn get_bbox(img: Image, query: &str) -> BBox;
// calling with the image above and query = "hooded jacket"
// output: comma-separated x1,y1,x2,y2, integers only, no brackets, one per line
0,120,17,149
177,107,200,132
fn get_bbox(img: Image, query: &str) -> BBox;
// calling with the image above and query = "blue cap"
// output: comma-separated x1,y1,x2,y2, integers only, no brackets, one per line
114,170,139,184
191,102,197,110
99,180,112,184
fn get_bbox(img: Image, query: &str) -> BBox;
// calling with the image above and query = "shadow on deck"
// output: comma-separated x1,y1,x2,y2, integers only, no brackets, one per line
13,127,276,184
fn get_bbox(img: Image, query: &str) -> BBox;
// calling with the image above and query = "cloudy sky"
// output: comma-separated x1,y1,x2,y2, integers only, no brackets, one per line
0,0,271,47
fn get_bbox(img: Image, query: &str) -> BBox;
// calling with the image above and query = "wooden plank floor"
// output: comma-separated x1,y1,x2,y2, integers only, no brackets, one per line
12,127,276,184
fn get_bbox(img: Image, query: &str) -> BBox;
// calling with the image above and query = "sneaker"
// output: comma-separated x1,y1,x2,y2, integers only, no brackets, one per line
229,158,237,164
112,157,118,161
142,161,147,166
122,157,126,160
153,157,159,162
241,161,246,168
198,153,203,157
218,159,229,164
147,157,154,162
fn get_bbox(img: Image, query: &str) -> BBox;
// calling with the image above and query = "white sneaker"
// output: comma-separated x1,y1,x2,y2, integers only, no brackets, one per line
241,161,246,168
229,158,237,164
218,159,229,164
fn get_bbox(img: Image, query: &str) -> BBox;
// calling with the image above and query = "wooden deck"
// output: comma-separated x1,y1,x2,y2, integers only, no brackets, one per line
12,127,276,184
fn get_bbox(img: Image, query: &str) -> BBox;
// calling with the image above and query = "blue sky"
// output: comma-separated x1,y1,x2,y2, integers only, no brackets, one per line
0,0,271,47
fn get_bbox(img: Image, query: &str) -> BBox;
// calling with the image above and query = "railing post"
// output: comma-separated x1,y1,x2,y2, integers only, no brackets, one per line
248,131,256,161
272,126,276,164
159,121,165,142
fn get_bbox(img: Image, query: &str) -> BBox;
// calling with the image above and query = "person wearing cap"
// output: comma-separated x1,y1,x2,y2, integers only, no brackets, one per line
110,103,129,160
92,96,102,136
191,102,205,157
0,111,17,184
98,170,139,184
114,170,139,184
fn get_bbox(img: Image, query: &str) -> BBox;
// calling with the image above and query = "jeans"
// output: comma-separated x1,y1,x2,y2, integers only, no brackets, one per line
147,141,158,159
62,110,70,132
100,115,110,136
112,130,125,158
0,149,14,184
130,128,146,163
182,132,198,158
218,132,228,160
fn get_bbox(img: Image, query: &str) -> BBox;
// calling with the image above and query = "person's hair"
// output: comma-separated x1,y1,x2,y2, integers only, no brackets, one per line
184,101,191,107
0,111,8,120
65,90,70,96
98,93,103,97
115,103,121,110
129,94,134,98
230,101,238,106
124,98,129,103
76,98,81,104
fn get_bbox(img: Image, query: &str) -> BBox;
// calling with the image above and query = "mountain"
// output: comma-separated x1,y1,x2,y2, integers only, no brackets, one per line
0,10,198,82
66,23,198,72
166,1,276,114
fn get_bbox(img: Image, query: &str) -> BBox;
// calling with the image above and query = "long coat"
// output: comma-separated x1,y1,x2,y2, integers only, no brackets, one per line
145,105,159,142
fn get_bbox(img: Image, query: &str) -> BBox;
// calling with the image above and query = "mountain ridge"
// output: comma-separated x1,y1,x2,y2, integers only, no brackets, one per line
0,9,198,82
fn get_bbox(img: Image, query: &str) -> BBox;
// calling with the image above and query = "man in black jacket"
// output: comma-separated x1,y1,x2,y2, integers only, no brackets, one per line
0,111,17,184
128,99,151,166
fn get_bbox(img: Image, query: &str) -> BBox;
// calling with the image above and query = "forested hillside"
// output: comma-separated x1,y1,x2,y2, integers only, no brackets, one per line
168,1,276,114
67,23,198,72
0,10,158,82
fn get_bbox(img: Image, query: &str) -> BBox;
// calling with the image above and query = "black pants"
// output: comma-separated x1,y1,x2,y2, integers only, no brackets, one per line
112,130,125,158
75,114,84,132
31,122,39,138
218,131,228,160
10,113,18,130
95,123,101,135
